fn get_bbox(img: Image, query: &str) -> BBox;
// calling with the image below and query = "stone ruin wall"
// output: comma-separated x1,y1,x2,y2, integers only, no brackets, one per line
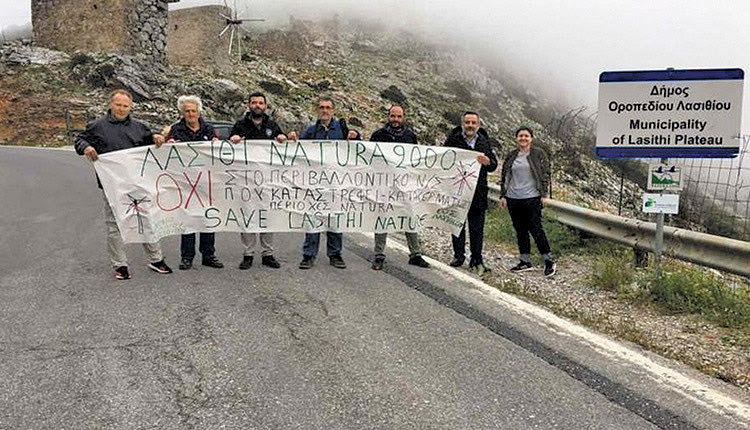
31,0,178,63
167,5,231,67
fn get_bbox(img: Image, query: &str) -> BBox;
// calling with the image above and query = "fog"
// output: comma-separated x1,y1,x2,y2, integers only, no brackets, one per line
3,0,748,132
3,1,750,193
169,0,750,136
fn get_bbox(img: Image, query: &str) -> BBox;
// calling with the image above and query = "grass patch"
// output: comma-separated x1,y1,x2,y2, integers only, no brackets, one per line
484,207,624,259
641,263,750,330
484,207,518,244
587,251,634,293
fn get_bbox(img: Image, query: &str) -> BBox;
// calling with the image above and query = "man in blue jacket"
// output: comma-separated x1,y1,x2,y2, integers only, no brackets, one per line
297,95,360,270
75,89,172,280
443,111,498,275
369,105,430,271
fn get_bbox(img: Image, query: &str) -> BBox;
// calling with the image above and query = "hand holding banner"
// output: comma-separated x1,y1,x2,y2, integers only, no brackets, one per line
94,139,481,243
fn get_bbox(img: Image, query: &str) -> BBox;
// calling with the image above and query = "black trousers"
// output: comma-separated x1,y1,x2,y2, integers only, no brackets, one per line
452,207,486,266
506,197,551,256
180,233,216,259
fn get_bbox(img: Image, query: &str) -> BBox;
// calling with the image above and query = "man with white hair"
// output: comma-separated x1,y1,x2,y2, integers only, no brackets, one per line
75,89,172,280
166,95,224,271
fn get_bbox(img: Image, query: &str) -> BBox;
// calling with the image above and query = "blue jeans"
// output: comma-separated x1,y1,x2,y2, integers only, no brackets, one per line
302,232,343,258
180,233,215,260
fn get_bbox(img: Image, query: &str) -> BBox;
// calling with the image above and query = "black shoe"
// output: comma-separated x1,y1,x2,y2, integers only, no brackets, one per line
147,259,173,274
544,260,557,277
371,256,385,270
179,258,193,270
408,255,430,268
202,255,224,269
449,257,465,267
262,255,281,268
329,255,346,269
239,256,253,270
510,261,534,272
114,266,131,280
299,255,315,269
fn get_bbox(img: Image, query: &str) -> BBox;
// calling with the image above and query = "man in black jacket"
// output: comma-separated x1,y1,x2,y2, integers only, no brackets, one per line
369,105,430,270
229,92,287,270
443,111,498,274
75,89,172,280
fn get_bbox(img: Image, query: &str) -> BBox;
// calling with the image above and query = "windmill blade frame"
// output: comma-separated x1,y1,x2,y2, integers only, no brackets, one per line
217,0,266,57
228,26,236,55
218,23,232,38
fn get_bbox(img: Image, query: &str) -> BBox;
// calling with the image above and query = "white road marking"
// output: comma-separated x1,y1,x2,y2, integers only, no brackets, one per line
0,145,74,151
370,233,750,426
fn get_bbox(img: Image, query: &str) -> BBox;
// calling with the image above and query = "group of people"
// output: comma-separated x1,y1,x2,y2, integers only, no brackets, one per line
75,89,556,280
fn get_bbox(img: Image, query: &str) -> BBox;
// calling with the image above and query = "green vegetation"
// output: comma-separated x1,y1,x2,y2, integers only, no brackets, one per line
584,252,750,331
587,251,635,294
645,263,750,330
485,207,750,331
484,207,623,261
484,207,518,245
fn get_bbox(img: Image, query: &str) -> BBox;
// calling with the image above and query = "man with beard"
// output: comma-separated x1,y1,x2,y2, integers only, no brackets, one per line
443,111,498,275
75,89,173,280
369,105,430,271
229,92,288,270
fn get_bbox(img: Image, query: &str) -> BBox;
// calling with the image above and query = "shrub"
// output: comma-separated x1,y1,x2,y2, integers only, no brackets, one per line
645,265,750,330
446,80,472,103
588,252,634,292
380,85,407,105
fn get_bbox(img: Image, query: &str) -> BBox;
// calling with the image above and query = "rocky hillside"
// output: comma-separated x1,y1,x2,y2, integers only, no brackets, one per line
0,17,643,216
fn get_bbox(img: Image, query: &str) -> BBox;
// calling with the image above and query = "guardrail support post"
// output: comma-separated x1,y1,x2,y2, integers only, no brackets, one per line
655,211,665,278
633,247,648,268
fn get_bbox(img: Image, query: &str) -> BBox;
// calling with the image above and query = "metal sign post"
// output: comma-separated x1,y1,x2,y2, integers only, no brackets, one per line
642,183,680,277
653,158,670,278
596,67,743,278
655,211,664,278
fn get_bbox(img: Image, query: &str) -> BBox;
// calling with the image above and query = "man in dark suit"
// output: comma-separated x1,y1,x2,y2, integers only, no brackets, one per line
443,111,498,275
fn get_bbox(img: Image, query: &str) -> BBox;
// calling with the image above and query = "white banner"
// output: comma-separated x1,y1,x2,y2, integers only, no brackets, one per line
94,140,481,243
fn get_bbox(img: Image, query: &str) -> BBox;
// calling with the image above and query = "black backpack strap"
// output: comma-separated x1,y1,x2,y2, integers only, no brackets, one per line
339,118,349,139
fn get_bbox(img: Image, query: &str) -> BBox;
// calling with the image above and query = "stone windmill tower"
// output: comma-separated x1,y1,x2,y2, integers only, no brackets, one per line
31,0,181,64
166,4,235,67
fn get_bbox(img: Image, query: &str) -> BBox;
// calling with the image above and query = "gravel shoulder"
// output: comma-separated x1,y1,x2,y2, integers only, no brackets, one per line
415,225,750,392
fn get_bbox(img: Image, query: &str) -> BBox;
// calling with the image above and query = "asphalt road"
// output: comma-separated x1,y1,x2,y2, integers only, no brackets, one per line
0,146,748,429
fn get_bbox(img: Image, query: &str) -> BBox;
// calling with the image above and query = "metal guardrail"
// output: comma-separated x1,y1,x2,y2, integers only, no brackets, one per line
487,184,750,277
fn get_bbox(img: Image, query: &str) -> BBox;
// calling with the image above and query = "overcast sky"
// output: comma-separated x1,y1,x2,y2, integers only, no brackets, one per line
2,0,749,138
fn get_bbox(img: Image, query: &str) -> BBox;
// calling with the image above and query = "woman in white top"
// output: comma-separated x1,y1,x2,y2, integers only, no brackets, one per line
499,126,556,277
